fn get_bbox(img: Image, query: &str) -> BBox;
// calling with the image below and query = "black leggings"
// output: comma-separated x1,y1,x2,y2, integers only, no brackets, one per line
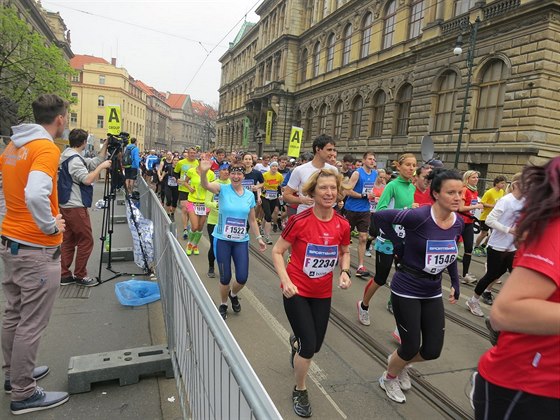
165,185,179,208
373,251,395,286
261,197,279,223
207,224,216,268
462,223,475,276
473,372,560,420
474,247,515,296
283,295,331,359
392,293,445,361
365,214,379,249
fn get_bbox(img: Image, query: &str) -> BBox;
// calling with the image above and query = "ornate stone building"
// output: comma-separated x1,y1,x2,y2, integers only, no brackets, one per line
217,0,559,178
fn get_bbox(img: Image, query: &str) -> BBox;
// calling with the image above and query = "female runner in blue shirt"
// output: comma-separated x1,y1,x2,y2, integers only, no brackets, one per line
199,157,266,320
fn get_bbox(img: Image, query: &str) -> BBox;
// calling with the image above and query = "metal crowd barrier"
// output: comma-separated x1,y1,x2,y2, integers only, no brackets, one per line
138,178,281,420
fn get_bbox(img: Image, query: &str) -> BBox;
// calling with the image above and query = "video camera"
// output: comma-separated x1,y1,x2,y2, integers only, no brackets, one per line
106,131,130,156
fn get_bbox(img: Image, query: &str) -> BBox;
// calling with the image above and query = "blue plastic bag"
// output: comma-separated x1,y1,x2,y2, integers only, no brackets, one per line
115,280,160,306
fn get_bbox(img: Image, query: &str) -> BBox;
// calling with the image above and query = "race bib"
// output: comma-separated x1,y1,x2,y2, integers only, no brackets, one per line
369,201,377,213
362,182,374,196
224,217,247,240
168,176,178,187
470,199,478,215
194,203,206,216
241,180,253,191
424,240,458,274
264,190,278,200
303,244,338,279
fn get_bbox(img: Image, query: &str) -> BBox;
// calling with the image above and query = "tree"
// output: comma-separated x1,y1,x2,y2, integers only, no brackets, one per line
0,5,74,132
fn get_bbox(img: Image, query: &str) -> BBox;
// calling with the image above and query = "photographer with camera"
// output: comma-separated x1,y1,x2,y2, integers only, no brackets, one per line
122,137,140,195
59,129,111,286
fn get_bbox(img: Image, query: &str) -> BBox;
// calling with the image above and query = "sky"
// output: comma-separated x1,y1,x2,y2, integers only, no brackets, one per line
42,0,261,107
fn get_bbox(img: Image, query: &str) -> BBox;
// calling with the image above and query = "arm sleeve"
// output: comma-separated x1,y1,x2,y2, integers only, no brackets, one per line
372,208,410,245
286,168,300,190
375,183,394,211
25,171,57,234
485,200,509,233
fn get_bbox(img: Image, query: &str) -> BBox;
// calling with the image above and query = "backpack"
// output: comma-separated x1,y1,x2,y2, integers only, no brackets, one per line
58,154,94,207
122,145,134,167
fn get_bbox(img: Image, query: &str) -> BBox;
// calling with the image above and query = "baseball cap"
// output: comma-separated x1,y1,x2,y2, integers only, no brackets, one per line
219,163,230,171
270,161,279,167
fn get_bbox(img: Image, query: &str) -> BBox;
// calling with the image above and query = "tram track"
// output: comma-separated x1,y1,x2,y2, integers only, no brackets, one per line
248,243,473,419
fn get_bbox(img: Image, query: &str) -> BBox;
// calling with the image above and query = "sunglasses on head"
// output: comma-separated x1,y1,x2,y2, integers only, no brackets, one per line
229,166,244,173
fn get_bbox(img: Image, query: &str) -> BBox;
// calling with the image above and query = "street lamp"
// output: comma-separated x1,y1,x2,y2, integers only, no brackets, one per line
453,16,480,169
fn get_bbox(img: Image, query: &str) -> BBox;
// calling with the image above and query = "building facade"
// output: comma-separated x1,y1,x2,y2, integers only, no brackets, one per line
136,81,171,151
217,0,560,178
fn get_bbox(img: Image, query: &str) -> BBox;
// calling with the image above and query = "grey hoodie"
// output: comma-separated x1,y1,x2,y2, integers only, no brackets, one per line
59,147,102,208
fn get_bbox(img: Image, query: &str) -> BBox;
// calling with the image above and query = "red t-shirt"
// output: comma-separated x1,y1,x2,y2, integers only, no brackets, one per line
281,208,350,298
414,187,433,207
460,187,478,224
478,217,560,399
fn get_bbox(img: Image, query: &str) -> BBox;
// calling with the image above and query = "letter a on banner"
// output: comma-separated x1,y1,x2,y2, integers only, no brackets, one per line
265,110,273,145
287,126,303,158
106,105,122,135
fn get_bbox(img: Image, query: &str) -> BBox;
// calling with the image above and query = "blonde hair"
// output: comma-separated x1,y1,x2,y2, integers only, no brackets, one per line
506,172,522,193
462,170,479,184
392,153,416,168
302,169,342,199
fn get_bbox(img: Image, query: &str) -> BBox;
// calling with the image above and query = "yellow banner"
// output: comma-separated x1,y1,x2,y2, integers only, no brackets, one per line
287,126,303,158
265,110,273,145
106,105,121,135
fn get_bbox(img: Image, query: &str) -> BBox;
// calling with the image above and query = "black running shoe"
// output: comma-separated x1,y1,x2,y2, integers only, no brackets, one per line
218,304,228,320
272,223,278,232
481,291,494,305
292,387,312,418
229,292,241,312
207,267,215,278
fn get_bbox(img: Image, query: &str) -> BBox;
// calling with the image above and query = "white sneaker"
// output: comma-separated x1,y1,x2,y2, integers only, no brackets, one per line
365,250,372,257
387,353,412,391
379,371,406,403
466,298,484,317
461,273,477,284
357,300,370,326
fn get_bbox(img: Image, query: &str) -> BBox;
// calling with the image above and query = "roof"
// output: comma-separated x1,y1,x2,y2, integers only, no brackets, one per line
231,21,256,48
70,54,109,70
192,100,217,119
166,94,190,109
135,80,154,96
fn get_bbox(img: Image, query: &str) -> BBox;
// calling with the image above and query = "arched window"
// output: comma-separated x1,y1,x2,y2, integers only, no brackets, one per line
305,108,313,142
383,0,397,50
319,104,328,133
98,95,105,106
295,110,302,128
409,0,425,39
360,13,373,59
351,96,363,138
396,84,413,136
435,71,458,132
342,24,352,65
326,33,335,72
476,60,508,129
313,42,321,77
371,90,386,137
333,100,343,139
300,49,308,82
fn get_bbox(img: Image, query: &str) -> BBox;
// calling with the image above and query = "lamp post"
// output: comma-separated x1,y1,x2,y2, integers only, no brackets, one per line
453,16,480,169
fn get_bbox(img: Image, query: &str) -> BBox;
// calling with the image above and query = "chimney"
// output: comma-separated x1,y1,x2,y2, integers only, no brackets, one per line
111,57,117,66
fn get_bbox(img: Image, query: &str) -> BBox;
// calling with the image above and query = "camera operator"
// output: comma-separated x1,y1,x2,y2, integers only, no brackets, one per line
123,137,140,195
59,129,111,286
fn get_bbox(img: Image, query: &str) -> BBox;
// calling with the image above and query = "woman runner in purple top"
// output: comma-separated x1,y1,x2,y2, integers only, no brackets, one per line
373,169,464,404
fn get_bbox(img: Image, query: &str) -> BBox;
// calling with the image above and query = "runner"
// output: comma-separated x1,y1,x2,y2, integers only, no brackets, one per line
357,153,417,326
174,148,199,240
365,168,387,257
199,158,266,320
459,170,484,284
473,176,507,256
375,169,464,403
157,152,177,220
473,157,559,419
261,162,284,244
272,168,351,418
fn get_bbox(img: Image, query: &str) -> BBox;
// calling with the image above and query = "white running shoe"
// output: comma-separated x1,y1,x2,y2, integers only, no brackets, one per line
357,300,370,326
379,371,406,403
466,298,484,317
387,353,412,391
461,273,477,284
365,250,372,257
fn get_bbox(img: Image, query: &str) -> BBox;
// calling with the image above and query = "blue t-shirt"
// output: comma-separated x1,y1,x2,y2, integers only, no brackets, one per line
146,154,159,170
213,184,256,242
345,167,378,212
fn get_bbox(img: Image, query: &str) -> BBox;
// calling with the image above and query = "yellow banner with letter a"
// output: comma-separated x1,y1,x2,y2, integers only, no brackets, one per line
265,110,273,145
106,105,122,135
287,126,303,158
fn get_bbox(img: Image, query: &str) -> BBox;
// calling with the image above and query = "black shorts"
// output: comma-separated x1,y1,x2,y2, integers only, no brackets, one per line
178,191,189,202
480,220,490,231
124,167,138,180
345,210,370,233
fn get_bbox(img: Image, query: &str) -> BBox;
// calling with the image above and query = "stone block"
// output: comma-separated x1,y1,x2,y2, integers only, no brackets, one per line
68,345,174,394
101,247,134,262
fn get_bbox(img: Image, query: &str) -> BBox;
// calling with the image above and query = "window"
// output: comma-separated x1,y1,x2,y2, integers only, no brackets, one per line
476,60,508,129
313,42,321,77
301,49,308,82
326,33,335,72
71,73,80,82
99,75,106,85
409,0,425,39
342,24,352,65
455,0,476,16
361,13,373,59
305,108,313,141
70,113,78,124
371,91,386,137
383,0,397,50
98,95,105,106
333,100,343,139
97,115,104,129
319,104,328,133
351,96,363,138
434,71,458,132
396,84,413,136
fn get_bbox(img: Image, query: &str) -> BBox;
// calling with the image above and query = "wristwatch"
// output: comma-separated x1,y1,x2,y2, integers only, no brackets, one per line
341,269,350,275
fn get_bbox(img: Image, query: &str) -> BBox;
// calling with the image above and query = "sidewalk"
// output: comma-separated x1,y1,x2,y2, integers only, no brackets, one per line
0,181,181,419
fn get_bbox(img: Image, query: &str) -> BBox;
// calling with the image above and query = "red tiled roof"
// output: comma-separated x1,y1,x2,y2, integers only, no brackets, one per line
166,94,189,109
192,100,217,118
135,80,154,96
70,54,109,70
